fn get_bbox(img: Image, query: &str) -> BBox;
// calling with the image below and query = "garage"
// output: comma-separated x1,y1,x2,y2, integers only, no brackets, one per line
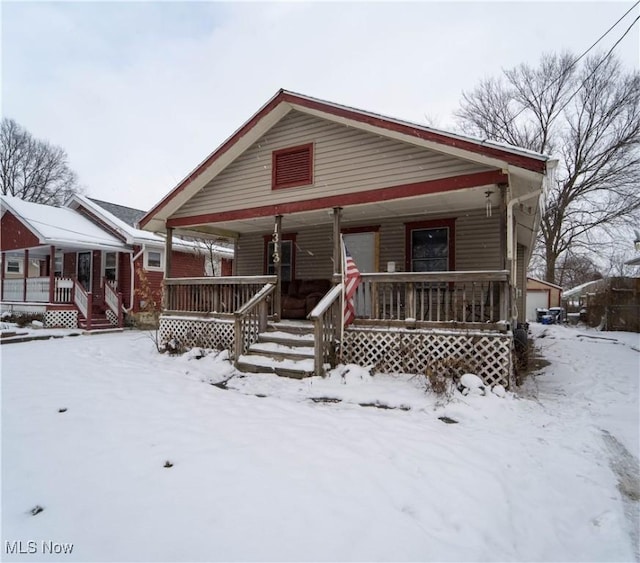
526,290,549,321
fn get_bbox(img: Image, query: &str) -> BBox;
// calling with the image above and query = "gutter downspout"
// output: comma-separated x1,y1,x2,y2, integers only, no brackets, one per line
505,159,557,323
126,245,146,313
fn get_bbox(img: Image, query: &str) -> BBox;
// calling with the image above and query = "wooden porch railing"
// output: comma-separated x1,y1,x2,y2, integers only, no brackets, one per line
1,277,74,303
233,282,277,361
74,279,92,330
352,270,510,327
103,278,123,327
308,283,343,377
164,276,277,315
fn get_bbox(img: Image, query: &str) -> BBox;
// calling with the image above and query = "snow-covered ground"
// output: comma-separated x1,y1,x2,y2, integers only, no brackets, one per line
1,324,638,562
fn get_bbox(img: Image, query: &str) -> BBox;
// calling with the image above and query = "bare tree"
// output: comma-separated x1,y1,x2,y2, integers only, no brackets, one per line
456,52,640,284
0,118,81,205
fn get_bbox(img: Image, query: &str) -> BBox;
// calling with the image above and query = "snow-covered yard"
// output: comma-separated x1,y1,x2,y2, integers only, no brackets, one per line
1,324,638,562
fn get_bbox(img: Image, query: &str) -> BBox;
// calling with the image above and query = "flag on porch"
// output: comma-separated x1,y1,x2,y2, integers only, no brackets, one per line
342,237,362,328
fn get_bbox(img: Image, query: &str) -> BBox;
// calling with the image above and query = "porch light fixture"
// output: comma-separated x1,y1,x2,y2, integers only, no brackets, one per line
485,190,493,218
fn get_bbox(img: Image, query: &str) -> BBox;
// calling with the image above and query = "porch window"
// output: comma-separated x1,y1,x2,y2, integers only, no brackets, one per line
272,144,313,190
144,250,163,271
104,252,117,281
5,259,22,274
406,219,455,272
54,254,63,277
265,238,294,282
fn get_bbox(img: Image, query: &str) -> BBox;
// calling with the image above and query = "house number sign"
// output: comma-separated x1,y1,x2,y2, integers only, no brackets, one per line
272,222,280,264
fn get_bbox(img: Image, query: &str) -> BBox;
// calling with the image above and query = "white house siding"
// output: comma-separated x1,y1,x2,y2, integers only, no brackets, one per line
235,209,501,278
172,110,494,220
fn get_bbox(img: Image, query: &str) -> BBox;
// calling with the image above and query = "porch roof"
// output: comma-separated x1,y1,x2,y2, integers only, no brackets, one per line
1,195,128,254
139,89,552,235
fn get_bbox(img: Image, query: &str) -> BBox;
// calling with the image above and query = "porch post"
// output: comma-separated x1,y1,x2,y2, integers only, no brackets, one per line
273,215,283,321
332,207,342,282
164,226,173,311
0,252,5,301
165,227,173,279
23,249,29,301
48,245,56,303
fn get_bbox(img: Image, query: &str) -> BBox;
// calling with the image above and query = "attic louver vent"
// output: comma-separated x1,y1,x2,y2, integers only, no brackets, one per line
272,143,313,189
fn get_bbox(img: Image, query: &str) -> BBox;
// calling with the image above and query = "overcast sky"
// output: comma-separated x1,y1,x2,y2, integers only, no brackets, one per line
2,1,639,212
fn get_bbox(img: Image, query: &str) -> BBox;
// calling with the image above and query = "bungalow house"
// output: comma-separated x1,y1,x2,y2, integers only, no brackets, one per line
0,194,233,330
140,89,555,387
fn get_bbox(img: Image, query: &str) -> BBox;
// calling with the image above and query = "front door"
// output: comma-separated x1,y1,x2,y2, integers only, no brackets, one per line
77,252,92,291
343,231,376,317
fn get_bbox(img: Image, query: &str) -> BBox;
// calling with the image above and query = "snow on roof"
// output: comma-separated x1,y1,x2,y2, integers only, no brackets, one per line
562,279,606,299
0,194,127,250
71,195,233,257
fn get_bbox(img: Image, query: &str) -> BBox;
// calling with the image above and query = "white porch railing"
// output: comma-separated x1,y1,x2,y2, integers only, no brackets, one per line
1,277,74,303
74,280,90,327
103,278,123,327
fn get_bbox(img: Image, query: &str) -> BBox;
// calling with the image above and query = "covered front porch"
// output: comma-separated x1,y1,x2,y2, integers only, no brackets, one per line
158,183,522,387
1,244,126,330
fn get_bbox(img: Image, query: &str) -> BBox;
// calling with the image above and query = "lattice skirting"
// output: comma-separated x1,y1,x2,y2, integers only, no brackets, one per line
341,327,513,388
105,310,118,326
159,316,234,351
44,310,78,329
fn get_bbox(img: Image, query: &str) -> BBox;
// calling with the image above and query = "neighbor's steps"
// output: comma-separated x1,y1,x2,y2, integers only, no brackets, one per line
235,321,316,379
78,312,116,331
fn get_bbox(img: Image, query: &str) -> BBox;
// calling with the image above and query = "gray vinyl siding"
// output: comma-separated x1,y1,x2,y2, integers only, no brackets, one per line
172,111,493,219
235,208,502,278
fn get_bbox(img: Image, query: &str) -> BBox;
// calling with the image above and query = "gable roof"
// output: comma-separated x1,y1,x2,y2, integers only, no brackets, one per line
527,277,563,291
140,89,551,232
0,194,126,251
67,195,233,257
89,198,146,227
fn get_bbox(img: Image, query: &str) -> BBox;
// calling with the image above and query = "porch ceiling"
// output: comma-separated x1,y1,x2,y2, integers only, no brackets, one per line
175,183,506,237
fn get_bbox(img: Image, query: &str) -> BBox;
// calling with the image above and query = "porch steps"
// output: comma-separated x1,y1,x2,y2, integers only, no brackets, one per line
78,312,116,331
235,321,316,379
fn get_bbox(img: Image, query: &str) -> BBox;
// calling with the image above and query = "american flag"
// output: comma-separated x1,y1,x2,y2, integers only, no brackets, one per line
342,238,362,328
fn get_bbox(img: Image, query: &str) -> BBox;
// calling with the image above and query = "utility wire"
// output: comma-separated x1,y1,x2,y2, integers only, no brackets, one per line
505,1,639,126
553,14,640,117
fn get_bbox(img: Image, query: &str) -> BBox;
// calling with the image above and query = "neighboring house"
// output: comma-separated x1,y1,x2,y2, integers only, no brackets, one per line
563,277,639,332
139,89,555,387
525,277,563,321
0,194,233,330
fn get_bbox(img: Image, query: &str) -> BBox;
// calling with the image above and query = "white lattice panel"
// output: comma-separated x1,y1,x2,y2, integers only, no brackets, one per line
342,327,512,388
159,316,234,352
44,310,78,329
105,310,118,326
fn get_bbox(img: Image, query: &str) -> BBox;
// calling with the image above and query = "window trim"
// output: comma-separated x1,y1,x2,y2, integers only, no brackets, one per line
5,258,23,274
263,233,296,281
271,143,314,190
405,218,456,272
144,249,164,271
102,251,119,283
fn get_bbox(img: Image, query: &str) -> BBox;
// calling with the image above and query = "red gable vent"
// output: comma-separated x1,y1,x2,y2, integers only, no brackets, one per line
272,143,313,189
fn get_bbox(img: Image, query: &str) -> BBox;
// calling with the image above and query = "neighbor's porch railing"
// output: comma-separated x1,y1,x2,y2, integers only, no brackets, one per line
164,276,278,315
74,279,92,330
351,270,510,328
308,283,343,377
1,277,74,303
104,278,123,327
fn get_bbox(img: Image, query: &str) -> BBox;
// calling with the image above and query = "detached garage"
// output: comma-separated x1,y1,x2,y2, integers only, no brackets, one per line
526,277,563,322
